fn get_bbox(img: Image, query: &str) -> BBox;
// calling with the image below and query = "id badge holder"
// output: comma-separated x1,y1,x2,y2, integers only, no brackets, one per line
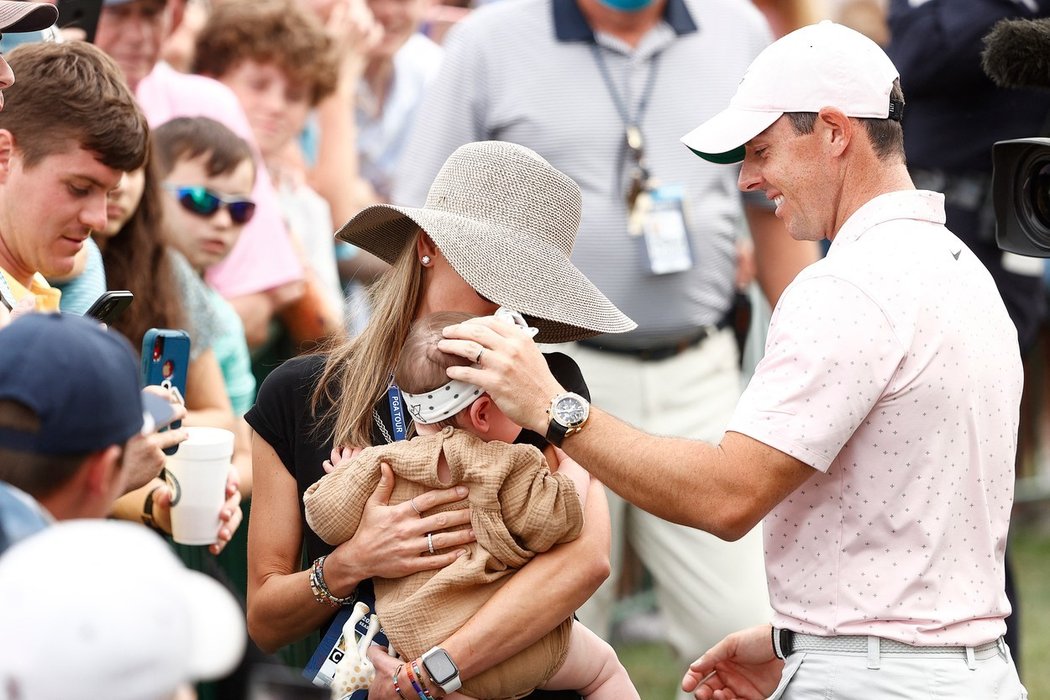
640,184,694,275
303,584,390,695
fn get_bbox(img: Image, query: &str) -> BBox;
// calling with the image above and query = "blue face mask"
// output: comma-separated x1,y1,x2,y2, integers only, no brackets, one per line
596,0,657,12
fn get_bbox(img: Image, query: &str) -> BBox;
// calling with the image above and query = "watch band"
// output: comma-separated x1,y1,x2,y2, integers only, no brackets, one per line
546,419,570,447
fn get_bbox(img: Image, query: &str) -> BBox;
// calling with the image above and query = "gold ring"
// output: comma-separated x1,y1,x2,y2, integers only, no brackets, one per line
409,498,422,515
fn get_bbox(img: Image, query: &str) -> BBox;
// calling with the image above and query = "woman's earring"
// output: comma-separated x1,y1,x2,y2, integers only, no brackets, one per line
421,255,431,266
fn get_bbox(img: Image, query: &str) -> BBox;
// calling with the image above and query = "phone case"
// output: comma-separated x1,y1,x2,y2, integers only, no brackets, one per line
84,290,134,324
141,328,191,455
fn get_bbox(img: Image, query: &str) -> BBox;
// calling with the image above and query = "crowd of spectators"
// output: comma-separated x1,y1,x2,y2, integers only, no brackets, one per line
0,0,1046,699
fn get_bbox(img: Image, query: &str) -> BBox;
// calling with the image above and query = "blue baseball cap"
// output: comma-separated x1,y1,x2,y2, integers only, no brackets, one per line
0,313,163,455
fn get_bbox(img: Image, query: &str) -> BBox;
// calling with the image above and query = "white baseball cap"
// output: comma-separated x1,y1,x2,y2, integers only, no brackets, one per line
0,520,247,700
681,21,902,164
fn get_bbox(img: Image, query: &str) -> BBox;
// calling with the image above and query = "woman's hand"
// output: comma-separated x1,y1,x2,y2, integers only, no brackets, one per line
682,624,784,700
325,0,382,87
365,649,400,700
366,649,472,700
324,463,477,590
150,467,244,555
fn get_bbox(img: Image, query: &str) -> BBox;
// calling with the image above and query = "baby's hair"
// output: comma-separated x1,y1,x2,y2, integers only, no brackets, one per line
396,312,476,431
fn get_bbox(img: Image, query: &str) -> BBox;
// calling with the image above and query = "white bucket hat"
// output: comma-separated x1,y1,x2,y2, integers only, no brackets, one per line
0,520,247,700
681,21,902,164
336,140,636,344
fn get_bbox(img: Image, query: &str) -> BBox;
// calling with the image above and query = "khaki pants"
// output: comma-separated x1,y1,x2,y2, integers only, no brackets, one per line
773,638,1026,700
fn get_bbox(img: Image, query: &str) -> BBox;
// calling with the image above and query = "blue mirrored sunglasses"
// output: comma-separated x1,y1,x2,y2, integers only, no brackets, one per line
163,184,256,225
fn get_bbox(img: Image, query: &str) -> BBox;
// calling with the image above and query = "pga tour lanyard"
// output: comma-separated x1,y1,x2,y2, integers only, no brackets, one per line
387,382,408,442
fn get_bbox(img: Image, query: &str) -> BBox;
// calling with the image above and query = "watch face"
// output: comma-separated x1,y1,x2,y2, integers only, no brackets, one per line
423,650,458,684
553,395,587,427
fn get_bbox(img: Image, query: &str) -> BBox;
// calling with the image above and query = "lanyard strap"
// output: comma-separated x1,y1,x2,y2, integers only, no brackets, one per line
387,384,408,441
590,42,661,137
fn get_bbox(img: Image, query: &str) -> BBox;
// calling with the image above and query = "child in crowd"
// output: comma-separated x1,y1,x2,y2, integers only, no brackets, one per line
152,116,258,419
304,310,639,700
192,0,353,342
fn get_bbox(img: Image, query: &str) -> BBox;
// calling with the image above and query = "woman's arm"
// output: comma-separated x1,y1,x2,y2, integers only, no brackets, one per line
232,416,253,499
368,474,611,699
184,349,236,432
247,433,477,653
247,433,354,653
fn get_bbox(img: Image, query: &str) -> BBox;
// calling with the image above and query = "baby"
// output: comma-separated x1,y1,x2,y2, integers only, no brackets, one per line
304,310,638,700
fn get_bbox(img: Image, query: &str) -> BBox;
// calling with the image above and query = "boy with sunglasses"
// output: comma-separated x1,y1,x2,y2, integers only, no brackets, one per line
153,116,257,417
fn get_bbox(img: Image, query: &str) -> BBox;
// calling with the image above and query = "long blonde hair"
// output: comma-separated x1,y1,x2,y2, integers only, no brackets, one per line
312,229,425,448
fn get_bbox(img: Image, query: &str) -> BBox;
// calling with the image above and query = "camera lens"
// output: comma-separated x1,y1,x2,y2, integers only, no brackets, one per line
1025,159,1050,230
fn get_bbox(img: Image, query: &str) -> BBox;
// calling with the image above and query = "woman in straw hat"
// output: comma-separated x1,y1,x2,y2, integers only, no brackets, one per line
244,141,634,699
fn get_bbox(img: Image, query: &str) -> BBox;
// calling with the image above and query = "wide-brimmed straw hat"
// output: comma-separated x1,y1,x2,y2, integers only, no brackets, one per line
335,140,635,344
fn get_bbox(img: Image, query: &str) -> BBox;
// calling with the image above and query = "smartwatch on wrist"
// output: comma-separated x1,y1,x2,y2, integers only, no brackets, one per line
545,391,590,447
420,646,461,694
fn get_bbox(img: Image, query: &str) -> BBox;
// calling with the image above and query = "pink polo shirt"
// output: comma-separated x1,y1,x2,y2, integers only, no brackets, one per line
137,63,303,299
729,190,1022,646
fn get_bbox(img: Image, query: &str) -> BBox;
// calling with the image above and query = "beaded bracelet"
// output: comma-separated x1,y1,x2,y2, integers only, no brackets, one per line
392,663,409,700
405,661,434,700
308,555,355,608
414,660,445,700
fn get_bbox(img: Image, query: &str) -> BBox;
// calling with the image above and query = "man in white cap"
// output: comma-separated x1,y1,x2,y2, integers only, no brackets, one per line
440,21,1026,698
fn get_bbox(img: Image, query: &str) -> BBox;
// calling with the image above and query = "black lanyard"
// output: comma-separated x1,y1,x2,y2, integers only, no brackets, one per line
590,43,661,153
591,43,661,204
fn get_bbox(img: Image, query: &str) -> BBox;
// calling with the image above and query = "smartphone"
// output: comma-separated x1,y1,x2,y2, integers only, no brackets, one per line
141,328,191,455
84,290,134,324
55,0,104,43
